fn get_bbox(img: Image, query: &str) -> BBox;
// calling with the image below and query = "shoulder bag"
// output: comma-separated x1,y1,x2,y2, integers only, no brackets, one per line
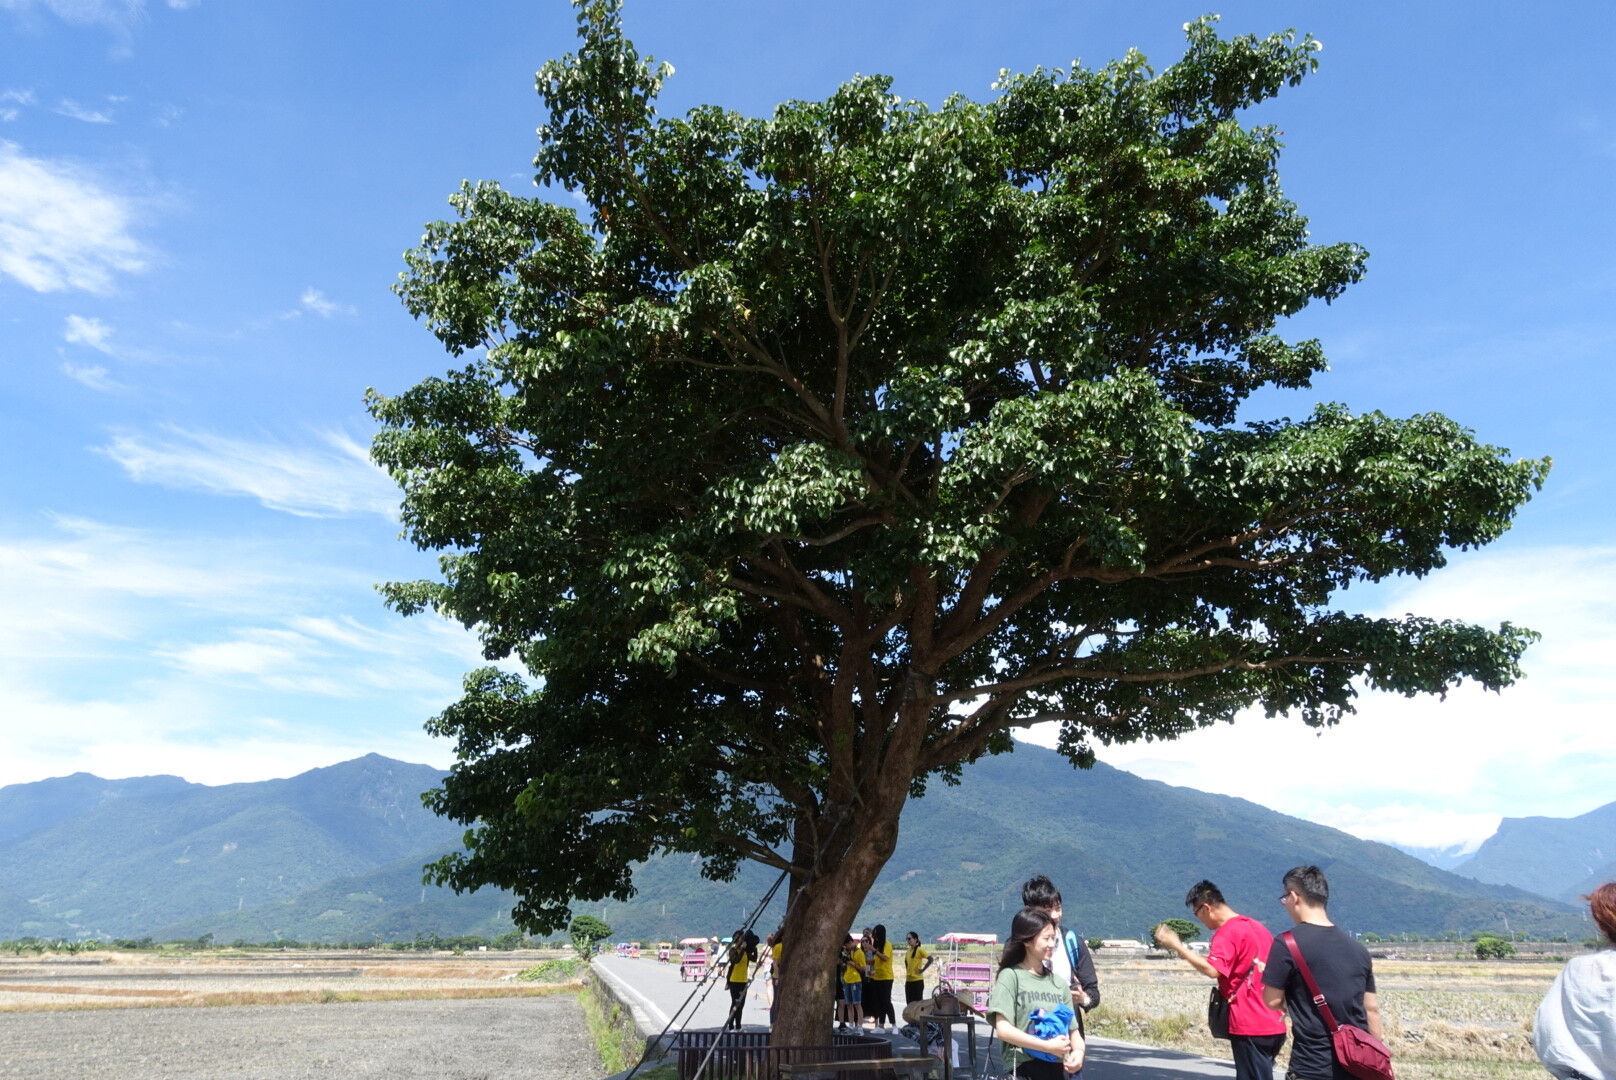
1207,984,1231,1039
1280,931,1394,1080
1208,957,1259,1040
930,979,966,1016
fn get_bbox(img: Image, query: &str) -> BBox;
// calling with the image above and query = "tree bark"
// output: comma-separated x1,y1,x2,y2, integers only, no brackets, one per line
769,804,902,1048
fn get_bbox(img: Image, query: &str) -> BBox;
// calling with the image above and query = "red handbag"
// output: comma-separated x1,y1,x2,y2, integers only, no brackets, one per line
1280,931,1394,1080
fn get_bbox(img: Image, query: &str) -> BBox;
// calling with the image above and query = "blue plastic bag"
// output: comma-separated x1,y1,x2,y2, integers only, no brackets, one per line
1024,1003,1075,1062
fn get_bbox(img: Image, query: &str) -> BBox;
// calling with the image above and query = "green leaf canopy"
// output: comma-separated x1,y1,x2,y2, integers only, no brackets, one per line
370,2,1547,939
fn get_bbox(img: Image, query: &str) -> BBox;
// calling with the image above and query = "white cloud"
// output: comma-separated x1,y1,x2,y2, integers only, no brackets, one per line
1308,805,1500,854
158,619,474,701
0,516,474,788
99,425,401,518
64,312,114,351
300,287,355,318
0,140,148,292
0,515,296,656
55,98,113,123
0,672,457,789
61,360,122,391
0,0,142,32
0,89,32,122
0,0,145,57
1027,544,1616,852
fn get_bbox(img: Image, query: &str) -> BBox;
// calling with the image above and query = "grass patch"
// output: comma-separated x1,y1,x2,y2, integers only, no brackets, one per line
1081,957,1560,1078
581,983,643,1075
626,1062,678,1080
0,984,187,999
0,983,576,1013
1087,1004,1206,1050
518,957,586,982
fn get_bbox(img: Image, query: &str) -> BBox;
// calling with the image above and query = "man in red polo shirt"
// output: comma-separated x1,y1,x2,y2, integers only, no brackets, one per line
1154,880,1288,1080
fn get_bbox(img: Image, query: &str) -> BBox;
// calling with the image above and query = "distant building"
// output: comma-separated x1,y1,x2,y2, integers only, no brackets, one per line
1098,939,1148,951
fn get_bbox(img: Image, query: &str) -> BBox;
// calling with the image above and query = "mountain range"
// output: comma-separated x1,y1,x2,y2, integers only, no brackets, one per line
1450,800,1616,903
0,747,1602,943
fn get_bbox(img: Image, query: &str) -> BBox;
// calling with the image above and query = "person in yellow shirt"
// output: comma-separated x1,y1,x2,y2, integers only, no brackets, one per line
904,930,934,1007
838,934,867,1031
764,931,783,1024
867,924,897,1032
725,929,757,1030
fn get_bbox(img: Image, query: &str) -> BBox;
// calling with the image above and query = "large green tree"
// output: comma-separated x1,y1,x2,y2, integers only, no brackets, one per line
370,1,1545,1045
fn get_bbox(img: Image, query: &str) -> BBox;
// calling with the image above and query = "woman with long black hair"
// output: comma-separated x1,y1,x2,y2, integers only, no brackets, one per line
986,908,1085,1079
867,924,896,1032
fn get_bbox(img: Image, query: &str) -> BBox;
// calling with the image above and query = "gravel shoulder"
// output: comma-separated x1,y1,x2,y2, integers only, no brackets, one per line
0,994,601,1080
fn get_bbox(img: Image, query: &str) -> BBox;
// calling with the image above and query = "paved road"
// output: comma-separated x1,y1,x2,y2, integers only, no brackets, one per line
593,955,1236,1080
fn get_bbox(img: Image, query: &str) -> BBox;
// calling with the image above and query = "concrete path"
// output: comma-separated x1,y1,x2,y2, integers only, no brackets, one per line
592,954,1237,1080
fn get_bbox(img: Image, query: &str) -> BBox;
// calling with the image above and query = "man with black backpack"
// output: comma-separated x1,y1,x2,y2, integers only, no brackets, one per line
1021,875,1100,1020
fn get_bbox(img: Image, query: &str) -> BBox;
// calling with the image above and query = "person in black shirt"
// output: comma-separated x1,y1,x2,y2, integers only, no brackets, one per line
1262,865,1382,1080
1021,874,1100,1014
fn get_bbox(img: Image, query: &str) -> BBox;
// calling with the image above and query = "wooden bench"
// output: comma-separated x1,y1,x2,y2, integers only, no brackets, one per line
779,1056,937,1080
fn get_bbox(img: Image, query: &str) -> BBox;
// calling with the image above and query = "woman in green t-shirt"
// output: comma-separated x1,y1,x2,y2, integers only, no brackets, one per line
986,908,1085,1079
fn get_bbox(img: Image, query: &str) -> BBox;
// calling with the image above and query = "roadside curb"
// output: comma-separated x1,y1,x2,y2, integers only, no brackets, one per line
591,956,677,1056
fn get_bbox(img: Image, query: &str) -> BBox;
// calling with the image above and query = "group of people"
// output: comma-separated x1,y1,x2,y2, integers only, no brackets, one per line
715,867,1616,1080
835,925,937,1031
1002,868,1616,1080
993,866,1378,1080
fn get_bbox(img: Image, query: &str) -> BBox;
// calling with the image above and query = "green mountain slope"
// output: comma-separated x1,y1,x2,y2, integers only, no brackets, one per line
594,747,1582,942
0,755,461,938
149,845,516,944
0,747,1585,943
1451,800,1616,901
0,772,194,847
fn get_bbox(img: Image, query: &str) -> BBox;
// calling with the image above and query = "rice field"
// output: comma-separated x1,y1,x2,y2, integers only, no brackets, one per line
1086,956,1562,1080
0,949,581,1012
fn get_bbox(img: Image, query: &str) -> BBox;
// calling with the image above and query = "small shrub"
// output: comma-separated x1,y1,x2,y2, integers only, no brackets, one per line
1150,919,1200,945
570,915,612,960
517,957,585,982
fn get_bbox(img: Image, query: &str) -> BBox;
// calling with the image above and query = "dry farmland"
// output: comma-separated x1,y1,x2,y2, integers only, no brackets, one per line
0,948,576,1011
1087,954,1564,1080
0,949,600,1080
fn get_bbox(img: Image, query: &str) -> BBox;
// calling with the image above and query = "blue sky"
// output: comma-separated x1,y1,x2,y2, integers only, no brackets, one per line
2,0,1612,856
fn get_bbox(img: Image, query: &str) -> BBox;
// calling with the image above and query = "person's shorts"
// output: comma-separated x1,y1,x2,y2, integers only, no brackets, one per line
843,981,863,1005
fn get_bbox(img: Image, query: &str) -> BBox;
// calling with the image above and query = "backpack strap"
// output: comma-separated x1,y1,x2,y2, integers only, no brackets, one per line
1280,930,1342,1034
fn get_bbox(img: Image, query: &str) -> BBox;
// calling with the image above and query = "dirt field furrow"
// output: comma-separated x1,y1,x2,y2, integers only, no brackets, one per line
0,995,599,1080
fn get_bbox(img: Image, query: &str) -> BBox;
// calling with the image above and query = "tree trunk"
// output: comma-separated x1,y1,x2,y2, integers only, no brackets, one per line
769,809,901,1048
